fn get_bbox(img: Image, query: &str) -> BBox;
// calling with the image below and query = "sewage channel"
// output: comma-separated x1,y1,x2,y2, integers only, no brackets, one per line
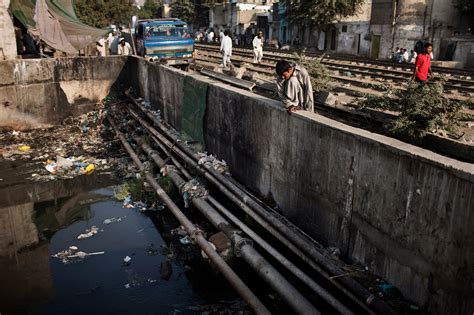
0,170,263,315
0,97,422,315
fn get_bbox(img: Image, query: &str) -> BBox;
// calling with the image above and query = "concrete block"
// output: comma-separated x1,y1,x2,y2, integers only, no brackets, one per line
209,232,231,253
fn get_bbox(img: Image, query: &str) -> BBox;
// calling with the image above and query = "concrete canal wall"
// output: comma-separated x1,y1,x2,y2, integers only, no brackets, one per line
0,56,128,128
130,57,474,314
0,56,473,314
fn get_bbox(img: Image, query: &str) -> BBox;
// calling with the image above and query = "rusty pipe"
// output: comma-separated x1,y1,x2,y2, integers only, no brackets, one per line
107,115,270,315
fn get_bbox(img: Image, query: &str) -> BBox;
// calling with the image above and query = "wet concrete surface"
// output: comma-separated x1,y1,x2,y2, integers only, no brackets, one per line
0,174,246,315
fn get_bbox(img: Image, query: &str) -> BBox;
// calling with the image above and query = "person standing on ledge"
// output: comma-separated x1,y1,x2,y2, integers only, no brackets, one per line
275,60,314,113
411,42,434,84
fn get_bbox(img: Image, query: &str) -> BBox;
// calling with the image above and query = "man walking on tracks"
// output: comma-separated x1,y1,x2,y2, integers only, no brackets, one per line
220,30,233,69
411,42,434,84
253,31,264,64
275,60,314,113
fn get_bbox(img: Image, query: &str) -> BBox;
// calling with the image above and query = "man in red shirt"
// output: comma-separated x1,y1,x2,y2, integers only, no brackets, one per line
412,42,434,83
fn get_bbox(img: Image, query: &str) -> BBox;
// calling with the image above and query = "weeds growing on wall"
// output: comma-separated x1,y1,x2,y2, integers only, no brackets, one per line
356,77,469,138
294,50,331,93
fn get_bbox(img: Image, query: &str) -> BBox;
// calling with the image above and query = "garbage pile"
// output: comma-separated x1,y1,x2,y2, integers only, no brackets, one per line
52,246,105,264
197,152,229,174
0,103,124,182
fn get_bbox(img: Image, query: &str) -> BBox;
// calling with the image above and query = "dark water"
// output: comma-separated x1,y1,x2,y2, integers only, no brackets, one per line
0,173,236,315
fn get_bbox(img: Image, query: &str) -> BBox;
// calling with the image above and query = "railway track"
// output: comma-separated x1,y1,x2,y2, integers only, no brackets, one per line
189,49,474,163
195,44,474,97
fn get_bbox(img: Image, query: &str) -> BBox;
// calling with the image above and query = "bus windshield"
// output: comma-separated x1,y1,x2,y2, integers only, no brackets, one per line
144,25,189,38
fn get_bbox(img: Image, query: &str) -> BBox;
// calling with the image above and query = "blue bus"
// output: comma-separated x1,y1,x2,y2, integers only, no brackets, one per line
134,18,194,66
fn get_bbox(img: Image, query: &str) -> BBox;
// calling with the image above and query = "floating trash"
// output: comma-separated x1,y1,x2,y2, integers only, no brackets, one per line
77,226,99,240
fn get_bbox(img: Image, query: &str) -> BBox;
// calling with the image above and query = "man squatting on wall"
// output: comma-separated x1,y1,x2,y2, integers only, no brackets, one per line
275,60,314,114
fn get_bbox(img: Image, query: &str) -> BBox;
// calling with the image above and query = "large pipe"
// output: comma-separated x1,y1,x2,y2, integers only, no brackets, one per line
206,196,353,315
125,105,378,314
146,130,351,314
136,137,320,315
107,115,270,315
126,99,394,315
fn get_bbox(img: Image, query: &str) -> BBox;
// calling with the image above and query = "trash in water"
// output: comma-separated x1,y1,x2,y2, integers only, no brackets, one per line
180,178,208,208
147,278,157,284
180,235,192,245
124,283,131,289
52,246,104,264
77,226,99,240
19,145,30,151
103,216,126,225
123,255,132,266
123,196,134,208
171,226,188,237
135,201,148,211
56,155,74,168
45,161,58,174
85,164,95,174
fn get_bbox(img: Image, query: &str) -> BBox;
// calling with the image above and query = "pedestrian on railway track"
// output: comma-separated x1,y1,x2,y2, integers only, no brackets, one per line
275,60,314,114
252,31,264,64
220,30,233,69
412,42,434,84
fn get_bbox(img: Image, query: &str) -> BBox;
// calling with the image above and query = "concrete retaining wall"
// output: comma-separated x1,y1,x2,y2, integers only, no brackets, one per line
0,56,128,128
131,58,474,314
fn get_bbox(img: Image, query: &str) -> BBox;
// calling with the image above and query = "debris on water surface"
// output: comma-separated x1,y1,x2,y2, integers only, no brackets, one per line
52,246,105,264
123,255,132,266
77,226,99,240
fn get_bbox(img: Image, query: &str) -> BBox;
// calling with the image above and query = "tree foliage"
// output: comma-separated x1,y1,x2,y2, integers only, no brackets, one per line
287,0,366,28
294,50,331,93
74,0,138,28
356,78,467,138
137,0,161,19
170,0,195,24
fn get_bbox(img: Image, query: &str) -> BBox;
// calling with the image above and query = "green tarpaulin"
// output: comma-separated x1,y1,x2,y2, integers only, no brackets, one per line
182,76,208,144
11,0,108,54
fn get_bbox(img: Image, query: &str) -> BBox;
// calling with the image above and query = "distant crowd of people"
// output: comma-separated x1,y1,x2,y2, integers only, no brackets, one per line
390,46,434,64
96,29,132,56
390,47,418,64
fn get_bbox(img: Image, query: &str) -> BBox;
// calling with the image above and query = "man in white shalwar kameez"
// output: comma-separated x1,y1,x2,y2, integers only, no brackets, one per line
275,60,314,113
252,31,264,63
220,30,233,69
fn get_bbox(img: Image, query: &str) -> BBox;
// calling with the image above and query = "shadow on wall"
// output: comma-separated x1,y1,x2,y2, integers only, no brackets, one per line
0,57,131,129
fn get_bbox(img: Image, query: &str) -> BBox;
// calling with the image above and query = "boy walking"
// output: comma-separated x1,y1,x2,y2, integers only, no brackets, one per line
412,43,434,83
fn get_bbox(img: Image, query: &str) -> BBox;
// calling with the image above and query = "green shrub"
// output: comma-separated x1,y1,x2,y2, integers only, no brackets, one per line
294,50,331,93
357,78,467,138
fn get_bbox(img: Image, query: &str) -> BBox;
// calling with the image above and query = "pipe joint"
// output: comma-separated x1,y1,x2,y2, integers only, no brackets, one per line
190,226,206,242
234,236,254,257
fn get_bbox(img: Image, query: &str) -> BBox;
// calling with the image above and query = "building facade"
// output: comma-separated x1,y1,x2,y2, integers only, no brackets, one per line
208,0,275,39
369,0,474,66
